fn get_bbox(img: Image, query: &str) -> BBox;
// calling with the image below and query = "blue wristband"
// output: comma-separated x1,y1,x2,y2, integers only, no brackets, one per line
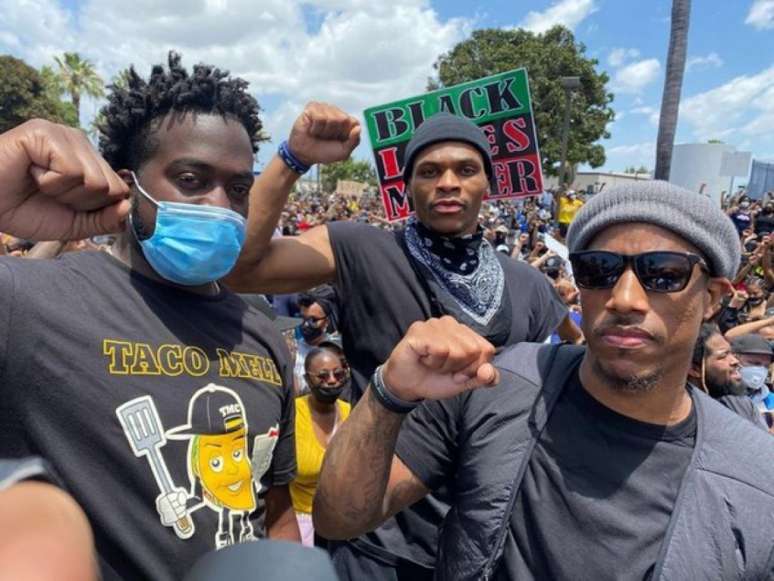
278,140,311,175
371,365,422,414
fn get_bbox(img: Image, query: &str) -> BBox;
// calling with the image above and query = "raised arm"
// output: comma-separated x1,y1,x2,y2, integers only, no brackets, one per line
225,103,360,294
724,316,774,340
0,119,130,241
313,317,499,540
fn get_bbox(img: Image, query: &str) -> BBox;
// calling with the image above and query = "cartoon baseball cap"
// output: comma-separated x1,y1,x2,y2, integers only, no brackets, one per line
167,385,246,438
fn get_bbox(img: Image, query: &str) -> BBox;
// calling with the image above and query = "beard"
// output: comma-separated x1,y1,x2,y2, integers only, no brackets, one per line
704,372,746,398
592,356,663,393
131,201,154,241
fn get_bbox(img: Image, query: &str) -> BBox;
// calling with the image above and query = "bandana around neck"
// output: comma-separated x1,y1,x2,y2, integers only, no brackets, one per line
404,217,506,325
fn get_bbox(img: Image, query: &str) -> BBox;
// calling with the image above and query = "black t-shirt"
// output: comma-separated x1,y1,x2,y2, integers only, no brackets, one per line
0,252,296,581
396,370,696,580
499,372,696,580
730,210,753,234
328,222,567,567
328,221,567,568
328,221,566,401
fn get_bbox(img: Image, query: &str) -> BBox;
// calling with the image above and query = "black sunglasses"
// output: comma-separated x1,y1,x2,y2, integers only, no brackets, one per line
569,251,709,293
308,368,350,382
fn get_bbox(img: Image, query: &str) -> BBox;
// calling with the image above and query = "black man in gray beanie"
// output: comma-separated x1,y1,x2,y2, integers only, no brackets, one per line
227,111,571,580
315,180,774,580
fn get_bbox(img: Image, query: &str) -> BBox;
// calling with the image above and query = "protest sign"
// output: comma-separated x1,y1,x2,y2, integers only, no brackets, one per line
336,179,368,198
364,68,543,221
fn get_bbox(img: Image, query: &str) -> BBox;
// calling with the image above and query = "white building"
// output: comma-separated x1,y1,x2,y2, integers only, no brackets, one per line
544,171,650,194
669,143,751,205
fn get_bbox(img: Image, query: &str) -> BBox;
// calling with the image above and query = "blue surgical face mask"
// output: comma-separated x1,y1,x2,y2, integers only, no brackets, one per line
130,172,246,286
740,365,770,402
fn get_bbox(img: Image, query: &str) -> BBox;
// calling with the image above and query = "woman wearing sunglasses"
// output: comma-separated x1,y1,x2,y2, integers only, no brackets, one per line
290,342,351,548
316,181,774,580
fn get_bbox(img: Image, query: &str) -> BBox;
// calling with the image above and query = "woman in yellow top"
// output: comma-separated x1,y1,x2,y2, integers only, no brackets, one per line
290,343,351,547
557,190,585,238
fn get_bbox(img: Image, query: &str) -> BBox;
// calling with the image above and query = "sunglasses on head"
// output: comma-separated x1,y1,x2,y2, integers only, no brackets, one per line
569,251,709,293
308,368,349,382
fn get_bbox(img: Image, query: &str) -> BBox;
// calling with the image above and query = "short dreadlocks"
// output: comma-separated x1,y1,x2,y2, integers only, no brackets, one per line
98,51,263,170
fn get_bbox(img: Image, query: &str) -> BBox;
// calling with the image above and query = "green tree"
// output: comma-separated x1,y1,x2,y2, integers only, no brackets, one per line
654,0,691,180
321,158,377,194
110,68,133,91
54,52,104,122
623,165,650,174
0,55,78,133
430,26,615,175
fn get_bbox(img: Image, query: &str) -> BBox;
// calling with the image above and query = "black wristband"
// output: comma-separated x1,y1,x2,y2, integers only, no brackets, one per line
370,365,422,414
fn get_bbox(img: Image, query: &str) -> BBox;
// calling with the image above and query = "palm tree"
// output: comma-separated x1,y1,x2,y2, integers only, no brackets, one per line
54,52,104,124
654,0,691,181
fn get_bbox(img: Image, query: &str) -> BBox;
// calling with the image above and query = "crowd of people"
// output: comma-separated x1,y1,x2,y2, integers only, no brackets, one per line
1,51,774,581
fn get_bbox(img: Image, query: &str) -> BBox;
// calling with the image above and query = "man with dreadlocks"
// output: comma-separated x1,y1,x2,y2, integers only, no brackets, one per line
0,52,360,580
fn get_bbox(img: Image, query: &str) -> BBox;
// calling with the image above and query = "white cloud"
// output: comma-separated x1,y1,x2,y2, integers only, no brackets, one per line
629,105,660,126
680,66,774,141
0,0,470,163
0,0,76,66
605,141,656,170
518,0,597,34
608,142,655,157
746,0,774,30
686,52,723,72
611,58,661,94
607,47,640,67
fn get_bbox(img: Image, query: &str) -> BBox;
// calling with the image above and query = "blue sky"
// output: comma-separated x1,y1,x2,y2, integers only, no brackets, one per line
1,0,773,174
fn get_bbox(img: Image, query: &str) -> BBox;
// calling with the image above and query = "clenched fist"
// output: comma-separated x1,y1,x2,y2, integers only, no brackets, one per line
381,316,500,402
0,119,130,241
287,102,361,167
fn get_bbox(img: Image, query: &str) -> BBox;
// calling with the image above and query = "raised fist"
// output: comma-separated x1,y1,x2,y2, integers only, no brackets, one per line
287,102,361,167
0,119,130,241
381,316,499,403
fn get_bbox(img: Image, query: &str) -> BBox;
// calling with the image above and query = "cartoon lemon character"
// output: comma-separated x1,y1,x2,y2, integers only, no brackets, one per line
192,424,255,511
167,384,260,548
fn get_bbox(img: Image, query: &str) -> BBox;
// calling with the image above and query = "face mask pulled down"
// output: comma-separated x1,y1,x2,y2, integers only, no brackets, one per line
130,172,246,286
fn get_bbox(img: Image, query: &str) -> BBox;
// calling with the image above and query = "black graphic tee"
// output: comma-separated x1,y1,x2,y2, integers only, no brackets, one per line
0,251,295,581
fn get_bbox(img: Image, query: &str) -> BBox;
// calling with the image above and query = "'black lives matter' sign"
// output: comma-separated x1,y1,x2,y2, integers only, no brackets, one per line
364,68,544,221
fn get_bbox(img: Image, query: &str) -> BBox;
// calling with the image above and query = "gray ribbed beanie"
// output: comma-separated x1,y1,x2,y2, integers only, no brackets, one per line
403,112,495,191
566,180,741,279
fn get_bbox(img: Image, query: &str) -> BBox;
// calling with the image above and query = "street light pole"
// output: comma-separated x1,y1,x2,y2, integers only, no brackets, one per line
558,76,581,190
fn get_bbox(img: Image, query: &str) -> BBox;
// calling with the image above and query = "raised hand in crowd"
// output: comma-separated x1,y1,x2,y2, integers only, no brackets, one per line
0,120,130,241
729,289,750,310
733,236,772,285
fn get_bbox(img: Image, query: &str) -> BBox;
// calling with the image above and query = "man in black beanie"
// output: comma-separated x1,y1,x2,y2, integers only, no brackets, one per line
227,112,571,579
